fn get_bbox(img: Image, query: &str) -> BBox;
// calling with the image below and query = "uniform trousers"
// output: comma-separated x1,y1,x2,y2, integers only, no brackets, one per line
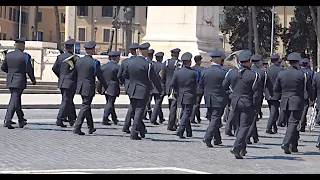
225,109,237,135
299,99,309,130
190,94,203,122
103,95,118,122
57,87,77,122
282,110,302,149
130,98,148,138
150,94,164,123
204,107,224,143
168,98,178,129
177,104,193,136
5,88,25,124
266,100,280,131
74,96,94,130
232,105,255,151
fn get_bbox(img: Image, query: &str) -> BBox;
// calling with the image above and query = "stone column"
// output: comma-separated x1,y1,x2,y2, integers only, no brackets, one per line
142,6,223,67
65,6,76,40
28,6,36,40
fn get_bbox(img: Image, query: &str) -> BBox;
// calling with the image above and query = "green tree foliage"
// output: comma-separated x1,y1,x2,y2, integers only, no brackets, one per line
281,6,317,68
220,6,282,57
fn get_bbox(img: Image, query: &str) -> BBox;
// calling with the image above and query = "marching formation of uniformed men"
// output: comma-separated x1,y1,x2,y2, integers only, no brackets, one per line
3,37,320,159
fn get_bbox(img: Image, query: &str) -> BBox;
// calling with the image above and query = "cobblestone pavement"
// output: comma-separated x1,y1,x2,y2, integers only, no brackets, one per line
0,108,319,174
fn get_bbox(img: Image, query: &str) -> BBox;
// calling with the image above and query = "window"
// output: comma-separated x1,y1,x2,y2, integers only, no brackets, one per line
131,6,135,18
3,33,7,40
37,31,43,41
61,13,65,23
219,13,225,23
37,12,42,22
3,6,5,19
13,8,16,22
25,13,28,24
17,10,20,22
0,6,2,18
145,7,148,18
103,29,110,42
77,6,88,16
102,6,113,17
78,28,86,41
9,7,12,21
0,33,2,40
22,12,26,24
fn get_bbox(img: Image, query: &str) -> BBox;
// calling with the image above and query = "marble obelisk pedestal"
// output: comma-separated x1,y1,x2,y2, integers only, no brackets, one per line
142,6,223,67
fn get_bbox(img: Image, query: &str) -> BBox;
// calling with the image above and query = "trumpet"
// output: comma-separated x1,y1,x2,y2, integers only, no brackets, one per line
63,54,79,70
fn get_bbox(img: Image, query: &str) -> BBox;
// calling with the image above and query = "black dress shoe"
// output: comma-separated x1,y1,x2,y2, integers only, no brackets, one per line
273,128,278,134
186,134,193,138
225,132,234,137
253,138,259,143
203,139,213,148
197,119,202,124
191,121,197,124
160,119,165,124
18,122,25,128
299,128,305,132
240,149,247,156
150,121,159,125
167,127,177,131
281,144,291,154
230,148,243,159
266,130,275,134
5,122,15,129
122,128,131,134
88,128,96,134
246,140,252,144
214,141,222,146
11,121,16,125
68,119,75,127
63,118,69,122
140,131,146,138
102,121,112,125
176,132,185,139
56,121,67,128
73,129,85,135
291,148,298,153
130,136,142,140
316,143,320,150
113,119,119,125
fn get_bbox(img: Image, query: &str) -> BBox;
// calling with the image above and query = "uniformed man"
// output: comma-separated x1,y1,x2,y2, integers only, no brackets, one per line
143,49,155,120
161,48,181,131
123,42,163,140
222,50,260,159
1,37,36,129
200,51,227,147
299,58,314,132
313,71,320,150
97,51,121,126
246,54,265,144
73,41,107,135
170,52,199,138
52,39,78,128
149,52,166,125
118,43,138,133
190,55,205,124
264,54,283,134
262,59,269,69
273,52,314,154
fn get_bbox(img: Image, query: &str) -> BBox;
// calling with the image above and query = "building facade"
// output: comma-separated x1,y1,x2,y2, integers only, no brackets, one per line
65,6,147,54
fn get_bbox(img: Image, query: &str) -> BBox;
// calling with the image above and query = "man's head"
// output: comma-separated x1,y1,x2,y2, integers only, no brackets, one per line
194,55,202,65
155,52,164,62
210,51,224,65
250,54,263,68
64,39,76,53
148,49,155,60
181,52,192,67
137,42,150,57
287,52,302,67
129,43,139,56
14,37,27,51
270,54,280,65
170,48,181,59
84,41,96,55
238,50,252,67
108,51,121,63
299,58,309,68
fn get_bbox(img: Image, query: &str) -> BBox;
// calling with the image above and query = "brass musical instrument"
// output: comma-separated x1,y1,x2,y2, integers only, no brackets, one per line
224,50,245,70
168,89,176,100
62,54,79,70
159,69,163,78
0,43,8,62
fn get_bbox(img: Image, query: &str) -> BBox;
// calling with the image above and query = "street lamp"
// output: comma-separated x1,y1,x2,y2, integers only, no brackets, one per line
270,6,275,56
138,31,140,44
94,17,97,41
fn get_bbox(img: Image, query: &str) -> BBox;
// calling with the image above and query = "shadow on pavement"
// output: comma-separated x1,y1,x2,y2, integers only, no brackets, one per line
246,145,269,149
258,135,283,139
301,151,320,156
246,155,305,161
149,138,197,143
24,127,72,132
